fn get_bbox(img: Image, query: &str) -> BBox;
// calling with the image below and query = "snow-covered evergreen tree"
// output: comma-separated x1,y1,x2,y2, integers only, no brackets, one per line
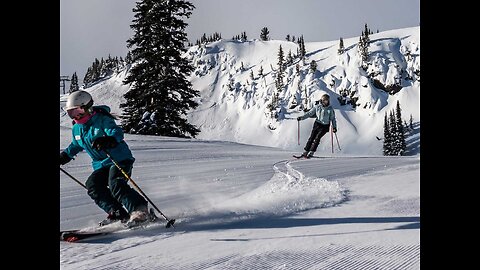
338,37,345,55
383,112,391,155
298,35,306,59
277,45,285,74
69,72,79,93
241,31,247,41
395,101,406,155
364,23,371,44
258,65,264,77
260,27,270,41
383,102,407,155
388,111,397,154
286,50,294,66
358,34,369,70
121,0,200,138
125,51,133,64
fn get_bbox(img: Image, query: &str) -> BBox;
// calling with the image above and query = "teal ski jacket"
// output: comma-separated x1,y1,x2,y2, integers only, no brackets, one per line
63,105,134,171
299,104,337,129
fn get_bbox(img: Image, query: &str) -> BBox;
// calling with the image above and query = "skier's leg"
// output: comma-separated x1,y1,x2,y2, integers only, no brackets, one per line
107,160,148,214
304,121,321,152
85,168,125,214
310,124,330,152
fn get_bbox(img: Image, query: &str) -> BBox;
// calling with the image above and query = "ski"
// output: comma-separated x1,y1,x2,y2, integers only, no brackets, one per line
60,208,163,242
60,219,158,242
60,230,111,242
292,154,320,159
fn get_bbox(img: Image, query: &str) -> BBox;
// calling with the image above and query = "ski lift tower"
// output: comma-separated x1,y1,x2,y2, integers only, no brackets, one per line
60,75,70,94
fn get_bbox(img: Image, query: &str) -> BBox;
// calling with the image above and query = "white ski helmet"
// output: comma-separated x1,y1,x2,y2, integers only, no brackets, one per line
63,90,93,111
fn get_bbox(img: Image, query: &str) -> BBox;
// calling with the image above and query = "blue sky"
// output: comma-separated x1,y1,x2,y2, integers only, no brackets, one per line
60,0,419,85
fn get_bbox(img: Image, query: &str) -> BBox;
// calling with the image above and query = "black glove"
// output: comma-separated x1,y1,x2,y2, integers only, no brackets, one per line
92,136,118,151
297,117,301,121
60,152,71,165
332,127,337,133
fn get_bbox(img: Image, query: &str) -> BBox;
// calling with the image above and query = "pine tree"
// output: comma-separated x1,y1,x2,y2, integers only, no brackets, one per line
98,57,105,78
389,111,398,155
298,35,306,58
277,45,285,73
409,114,414,130
275,45,285,97
260,27,270,41
121,0,200,138
93,58,101,81
338,37,345,55
258,65,264,77
241,31,247,41
286,50,293,66
125,51,133,64
292,35,296,43
358,34,369,69
383,112,391,155
69,72,79,93
250,69,254,81
364,23,370,44
395,101,406,155
285,34,290,41
357,24,370,70
83,67,93,87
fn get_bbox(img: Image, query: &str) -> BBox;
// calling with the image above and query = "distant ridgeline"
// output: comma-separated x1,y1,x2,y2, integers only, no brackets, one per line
82,52,134,89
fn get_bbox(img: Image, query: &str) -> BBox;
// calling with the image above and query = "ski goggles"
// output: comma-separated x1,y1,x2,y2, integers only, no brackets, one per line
66,107,86,119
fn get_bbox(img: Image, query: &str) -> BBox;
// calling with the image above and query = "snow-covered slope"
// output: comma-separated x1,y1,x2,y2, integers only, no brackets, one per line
60,26,420,156
59,135,420,269
185,26,419,154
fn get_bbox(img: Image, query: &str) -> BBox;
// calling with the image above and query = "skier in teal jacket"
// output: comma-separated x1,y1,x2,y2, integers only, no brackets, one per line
297,94,337,158
60,90,148,226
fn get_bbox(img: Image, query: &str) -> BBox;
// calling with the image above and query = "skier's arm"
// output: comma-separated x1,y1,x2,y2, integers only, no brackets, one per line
63,141,83,159
102,116,124,143
298,106,316,121
330,109,337,130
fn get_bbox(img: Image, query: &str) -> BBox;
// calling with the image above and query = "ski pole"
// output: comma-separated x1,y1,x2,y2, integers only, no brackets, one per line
103,150,176,228
330,125,334,154
60,167,87,189
297,120,300,145
335,133,341,151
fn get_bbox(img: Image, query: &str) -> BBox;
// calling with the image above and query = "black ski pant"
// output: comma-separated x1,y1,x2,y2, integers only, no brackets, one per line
85,159,147,215
304,121,330,152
